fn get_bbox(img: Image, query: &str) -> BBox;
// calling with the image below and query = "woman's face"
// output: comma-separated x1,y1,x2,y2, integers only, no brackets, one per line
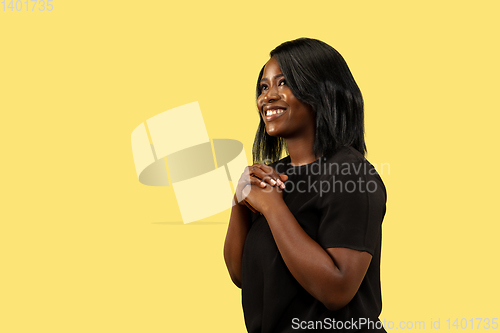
257,57,315,139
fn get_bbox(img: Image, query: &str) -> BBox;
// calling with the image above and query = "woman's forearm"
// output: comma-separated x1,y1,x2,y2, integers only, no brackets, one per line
262,201,348,310
223,197,251,288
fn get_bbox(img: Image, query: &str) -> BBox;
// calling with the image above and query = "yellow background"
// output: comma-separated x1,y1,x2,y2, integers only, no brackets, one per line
1,1,499,332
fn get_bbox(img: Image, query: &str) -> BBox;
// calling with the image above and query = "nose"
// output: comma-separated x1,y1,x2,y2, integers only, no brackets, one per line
263,84,280,103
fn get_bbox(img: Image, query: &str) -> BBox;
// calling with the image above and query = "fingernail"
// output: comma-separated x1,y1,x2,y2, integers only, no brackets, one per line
276,179,282,186
280,183,285,189
270,179,276,185
260,181,267,187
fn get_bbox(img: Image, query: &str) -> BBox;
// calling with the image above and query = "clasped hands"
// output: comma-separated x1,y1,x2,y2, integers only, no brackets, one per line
234,163,289,214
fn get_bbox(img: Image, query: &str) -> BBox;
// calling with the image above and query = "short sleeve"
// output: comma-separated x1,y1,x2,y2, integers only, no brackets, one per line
316,157,386,255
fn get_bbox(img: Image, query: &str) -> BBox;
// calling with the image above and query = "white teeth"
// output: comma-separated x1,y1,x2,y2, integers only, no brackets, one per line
265,109,285,116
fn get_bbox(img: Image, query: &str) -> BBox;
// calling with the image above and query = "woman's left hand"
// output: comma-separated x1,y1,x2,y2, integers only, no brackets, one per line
242,180,285,215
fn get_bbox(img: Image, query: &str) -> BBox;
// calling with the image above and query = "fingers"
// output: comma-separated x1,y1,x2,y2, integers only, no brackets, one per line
238,173,268,188
235,164,287,209
249,163,286,189
239,185,260,213
279,174,288,182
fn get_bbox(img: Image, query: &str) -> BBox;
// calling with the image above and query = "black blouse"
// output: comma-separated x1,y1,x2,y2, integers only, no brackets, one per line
241,146,387,333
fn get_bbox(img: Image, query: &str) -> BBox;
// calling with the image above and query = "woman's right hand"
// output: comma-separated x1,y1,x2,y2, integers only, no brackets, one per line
234,163,289,213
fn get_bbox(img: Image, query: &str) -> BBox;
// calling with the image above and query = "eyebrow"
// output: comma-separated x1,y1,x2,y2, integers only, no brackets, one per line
260,74,285,83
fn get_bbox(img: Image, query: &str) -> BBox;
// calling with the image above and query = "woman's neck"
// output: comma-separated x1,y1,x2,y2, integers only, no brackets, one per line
286,134,316,166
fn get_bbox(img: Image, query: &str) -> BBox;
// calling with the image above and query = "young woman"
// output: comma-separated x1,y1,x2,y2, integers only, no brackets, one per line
224,38,387,333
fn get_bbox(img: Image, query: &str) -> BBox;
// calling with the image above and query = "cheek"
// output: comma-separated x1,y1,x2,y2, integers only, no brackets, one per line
256,97,264,110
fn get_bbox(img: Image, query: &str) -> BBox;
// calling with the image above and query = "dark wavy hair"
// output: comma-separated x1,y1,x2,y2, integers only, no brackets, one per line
252,38,366,164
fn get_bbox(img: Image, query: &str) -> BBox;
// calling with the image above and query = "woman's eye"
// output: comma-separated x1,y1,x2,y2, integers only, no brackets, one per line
279,80,286,86
260,85,268,92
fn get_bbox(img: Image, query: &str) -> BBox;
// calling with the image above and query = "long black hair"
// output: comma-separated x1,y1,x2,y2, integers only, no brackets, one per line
252,38,366,164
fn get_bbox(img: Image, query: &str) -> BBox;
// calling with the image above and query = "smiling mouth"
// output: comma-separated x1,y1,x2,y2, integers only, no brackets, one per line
263,108,287,121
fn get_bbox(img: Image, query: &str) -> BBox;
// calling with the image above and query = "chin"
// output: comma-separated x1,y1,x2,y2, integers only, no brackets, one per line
265,129,281,137
265,124,281,137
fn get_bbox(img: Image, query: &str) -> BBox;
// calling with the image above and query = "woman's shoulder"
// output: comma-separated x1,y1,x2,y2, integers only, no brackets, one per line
324,146,366,165
319,146,387,208
322,146,385,186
